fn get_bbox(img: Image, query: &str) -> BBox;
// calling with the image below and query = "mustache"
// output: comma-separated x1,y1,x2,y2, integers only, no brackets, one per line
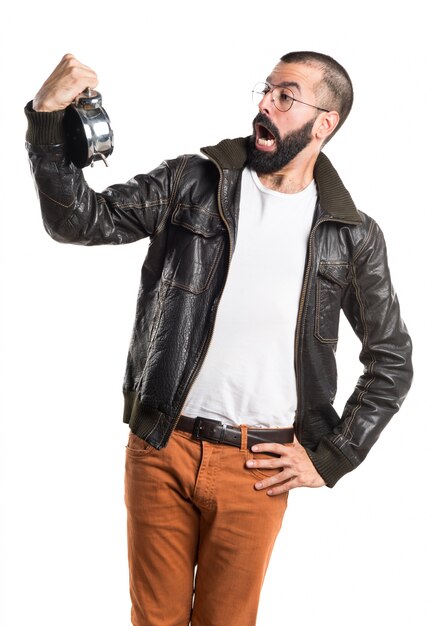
252,112,281,142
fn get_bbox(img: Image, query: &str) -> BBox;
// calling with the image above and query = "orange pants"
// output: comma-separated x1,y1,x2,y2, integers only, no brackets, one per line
124,427,288,626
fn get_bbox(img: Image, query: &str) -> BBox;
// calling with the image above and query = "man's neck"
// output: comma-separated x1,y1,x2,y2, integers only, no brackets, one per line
257,151,318,194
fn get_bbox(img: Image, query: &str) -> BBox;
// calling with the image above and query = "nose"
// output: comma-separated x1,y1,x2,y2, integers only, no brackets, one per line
259,89,273,114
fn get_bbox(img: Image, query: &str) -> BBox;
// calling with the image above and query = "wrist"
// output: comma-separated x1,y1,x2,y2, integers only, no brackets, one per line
32,98,62,113
24,101,66,145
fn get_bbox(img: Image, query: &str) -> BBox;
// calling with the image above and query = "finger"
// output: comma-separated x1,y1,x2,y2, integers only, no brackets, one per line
267,479,299,495
251,442,291,455
246,456,286,470
254,469,293,491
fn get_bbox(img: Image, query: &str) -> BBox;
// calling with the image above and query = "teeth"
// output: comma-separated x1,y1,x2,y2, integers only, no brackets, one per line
257,138,275,146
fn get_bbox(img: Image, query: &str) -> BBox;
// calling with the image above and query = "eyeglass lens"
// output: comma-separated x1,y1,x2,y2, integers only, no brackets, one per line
252,83,294,112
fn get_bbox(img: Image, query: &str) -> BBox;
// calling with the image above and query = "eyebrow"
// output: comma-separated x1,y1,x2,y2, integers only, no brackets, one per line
265,78,302,93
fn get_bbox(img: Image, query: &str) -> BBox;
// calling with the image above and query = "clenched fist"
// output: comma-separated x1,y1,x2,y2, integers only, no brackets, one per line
33,53,98,112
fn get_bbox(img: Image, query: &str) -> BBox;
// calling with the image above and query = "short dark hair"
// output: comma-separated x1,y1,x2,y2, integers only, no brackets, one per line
280,51,354,143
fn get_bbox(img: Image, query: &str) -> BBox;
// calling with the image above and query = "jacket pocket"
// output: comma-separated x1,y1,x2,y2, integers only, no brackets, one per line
162,203,226,294
314,262,351,344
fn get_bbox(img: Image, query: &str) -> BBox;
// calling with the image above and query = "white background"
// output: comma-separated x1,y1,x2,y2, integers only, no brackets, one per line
1,1,429,624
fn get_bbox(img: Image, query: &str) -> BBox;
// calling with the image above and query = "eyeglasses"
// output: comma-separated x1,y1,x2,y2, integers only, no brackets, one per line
252,82,329,113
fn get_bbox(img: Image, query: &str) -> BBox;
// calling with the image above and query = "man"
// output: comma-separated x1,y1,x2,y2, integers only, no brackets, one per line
25,51,412,626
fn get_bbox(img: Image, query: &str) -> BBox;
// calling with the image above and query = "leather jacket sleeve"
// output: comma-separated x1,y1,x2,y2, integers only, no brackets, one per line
307,218,413,486
25,103,178,245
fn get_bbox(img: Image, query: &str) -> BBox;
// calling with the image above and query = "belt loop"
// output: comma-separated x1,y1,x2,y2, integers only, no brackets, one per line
240,424,248,451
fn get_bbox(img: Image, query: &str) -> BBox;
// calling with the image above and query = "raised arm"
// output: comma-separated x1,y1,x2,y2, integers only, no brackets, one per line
25,54,178,246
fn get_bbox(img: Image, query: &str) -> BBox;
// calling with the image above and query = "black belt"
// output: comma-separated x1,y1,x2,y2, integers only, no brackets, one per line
176,415,294,449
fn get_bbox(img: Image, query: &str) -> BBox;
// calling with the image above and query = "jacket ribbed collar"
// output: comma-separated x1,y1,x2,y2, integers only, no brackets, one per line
201,136,362,224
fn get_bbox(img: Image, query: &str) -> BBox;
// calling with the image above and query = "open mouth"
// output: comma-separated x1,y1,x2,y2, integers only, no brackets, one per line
255,123,276,147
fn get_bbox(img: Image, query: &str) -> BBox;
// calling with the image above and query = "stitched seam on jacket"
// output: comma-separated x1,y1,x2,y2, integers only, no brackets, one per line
39,188,75,209
108,199,169,210
319,261,350,266
314,279,338,343
152,156,189,240
132,158,190,397
163,241,223,294
334,220,377,445
171,218,223,237
175,203,220,217
353,219,376,263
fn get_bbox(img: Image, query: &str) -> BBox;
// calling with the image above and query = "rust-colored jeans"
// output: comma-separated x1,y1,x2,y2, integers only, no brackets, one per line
124,427,288,626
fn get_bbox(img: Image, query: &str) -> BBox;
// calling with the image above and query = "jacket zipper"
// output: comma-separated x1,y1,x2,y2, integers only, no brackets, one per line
167,161,234,437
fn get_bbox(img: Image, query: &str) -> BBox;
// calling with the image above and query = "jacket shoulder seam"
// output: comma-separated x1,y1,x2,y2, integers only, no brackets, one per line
352,218,377,262
152,155,190,239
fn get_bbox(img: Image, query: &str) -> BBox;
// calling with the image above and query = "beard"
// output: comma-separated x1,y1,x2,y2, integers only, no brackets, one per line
246,112,317,174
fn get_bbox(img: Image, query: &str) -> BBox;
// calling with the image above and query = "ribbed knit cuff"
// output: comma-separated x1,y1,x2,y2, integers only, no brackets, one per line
305,437,355,488
24,101,66,145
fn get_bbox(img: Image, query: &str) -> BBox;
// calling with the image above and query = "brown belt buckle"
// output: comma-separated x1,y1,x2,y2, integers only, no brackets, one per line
192,416,227,444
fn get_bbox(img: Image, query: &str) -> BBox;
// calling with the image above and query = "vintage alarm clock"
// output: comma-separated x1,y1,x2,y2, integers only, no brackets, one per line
64,87,114,168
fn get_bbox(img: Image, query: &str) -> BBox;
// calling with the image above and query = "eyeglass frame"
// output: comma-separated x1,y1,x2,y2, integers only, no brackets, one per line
252,82,330,113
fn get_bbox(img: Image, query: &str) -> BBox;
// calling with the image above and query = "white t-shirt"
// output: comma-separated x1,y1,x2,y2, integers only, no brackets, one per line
181,167,317,428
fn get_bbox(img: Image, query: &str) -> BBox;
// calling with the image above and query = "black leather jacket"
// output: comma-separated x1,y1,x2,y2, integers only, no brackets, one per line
25,106,413,487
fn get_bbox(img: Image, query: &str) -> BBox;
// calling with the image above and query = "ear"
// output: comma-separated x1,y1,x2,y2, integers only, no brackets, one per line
314,110,339,142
